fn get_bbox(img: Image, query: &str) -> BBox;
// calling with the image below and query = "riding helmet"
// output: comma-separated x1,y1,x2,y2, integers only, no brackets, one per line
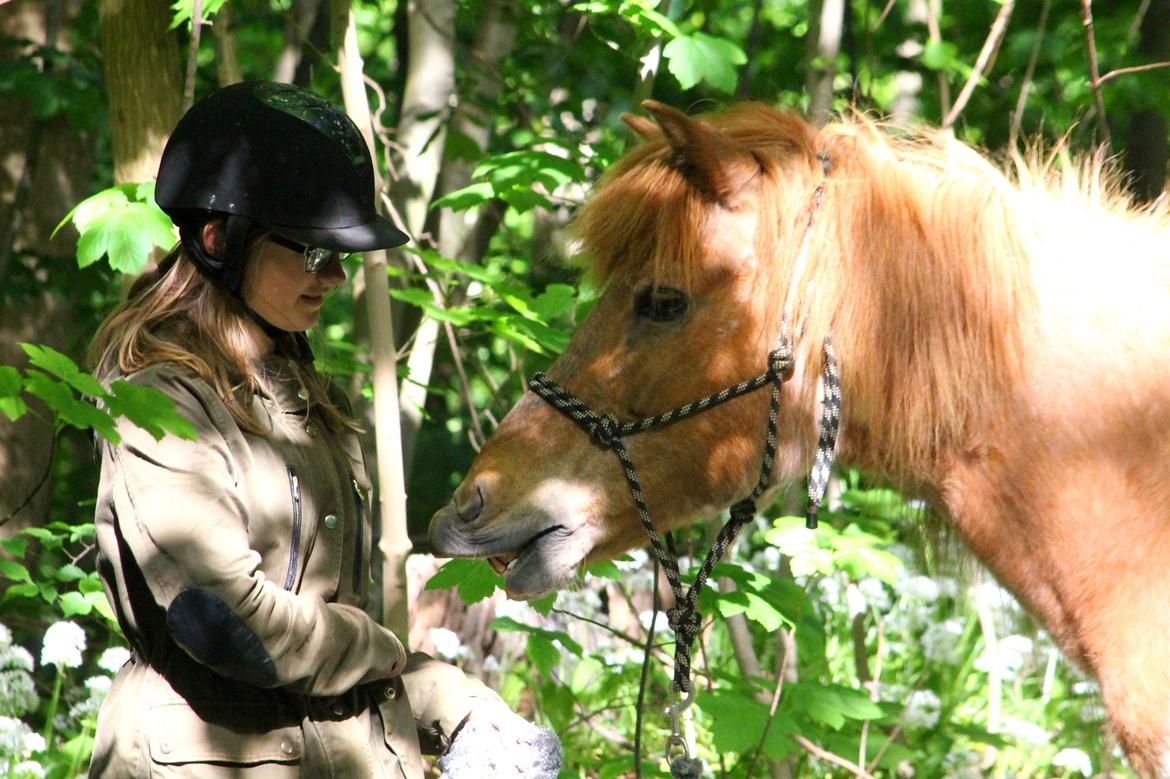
155,81,407,290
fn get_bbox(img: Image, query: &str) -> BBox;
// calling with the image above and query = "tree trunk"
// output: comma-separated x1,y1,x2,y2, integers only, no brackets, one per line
806,0,846,124
389,0,456,482
1124,0,1170,203
402,0,516,476
331,0,412,638
0,0,94,532
98,0,183,184
211,2,243,86
274,0,324,84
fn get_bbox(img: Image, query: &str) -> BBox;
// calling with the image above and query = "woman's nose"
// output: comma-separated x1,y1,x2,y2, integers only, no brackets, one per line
319,253,347,285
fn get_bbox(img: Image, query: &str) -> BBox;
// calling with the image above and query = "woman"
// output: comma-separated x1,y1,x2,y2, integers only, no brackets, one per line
88,81,560,778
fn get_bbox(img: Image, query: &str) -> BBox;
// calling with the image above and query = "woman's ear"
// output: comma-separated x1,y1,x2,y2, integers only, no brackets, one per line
200,217,228,259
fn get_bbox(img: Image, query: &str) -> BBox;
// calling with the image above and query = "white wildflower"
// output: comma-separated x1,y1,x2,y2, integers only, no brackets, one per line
614,549,649,572
1078,701,1106,723
0,716,37,757
0,668,39,717
750,546,782,572
922,618,965,664
0,624,11,646
97,646,131,674
22,730,45,754
1071,680,1099,696
902,689,941,730
1002,715,1048,746
1,645,34,673
13,761,45,778
639,610,672,637
495,597,531,621
942,749,982,779
41,621,86,669
481,655,500,674
428,628,469,661
900,574,940,603
1052,747,1093,775
815,575,842,604
975,634,1033,676
857,577,892,611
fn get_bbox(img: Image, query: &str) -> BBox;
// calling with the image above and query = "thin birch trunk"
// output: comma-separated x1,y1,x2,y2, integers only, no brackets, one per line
806,0,847,125
391,0,455,477
332,0,410,637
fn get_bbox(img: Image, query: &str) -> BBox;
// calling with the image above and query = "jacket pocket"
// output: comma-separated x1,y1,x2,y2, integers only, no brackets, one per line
148,701,302,769
283,467,302,591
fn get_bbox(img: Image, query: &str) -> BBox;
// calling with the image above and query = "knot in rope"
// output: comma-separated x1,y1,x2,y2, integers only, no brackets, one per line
729,498,757,524
585,412,622,448
768,343,794,380
667,606,701,641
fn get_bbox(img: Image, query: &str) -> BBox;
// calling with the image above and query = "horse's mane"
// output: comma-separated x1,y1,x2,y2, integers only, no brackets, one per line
574,104,1170,481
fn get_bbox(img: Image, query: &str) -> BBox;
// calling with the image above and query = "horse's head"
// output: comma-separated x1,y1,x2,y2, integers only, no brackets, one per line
429,102,829,598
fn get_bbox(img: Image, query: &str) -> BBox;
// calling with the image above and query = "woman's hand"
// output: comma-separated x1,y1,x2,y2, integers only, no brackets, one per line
437,701,562,778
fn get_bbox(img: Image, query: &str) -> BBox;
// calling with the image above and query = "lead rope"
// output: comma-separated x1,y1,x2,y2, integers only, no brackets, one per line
529,331,841,776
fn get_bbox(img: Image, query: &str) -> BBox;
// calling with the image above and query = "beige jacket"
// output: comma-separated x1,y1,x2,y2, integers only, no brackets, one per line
90,358,500,778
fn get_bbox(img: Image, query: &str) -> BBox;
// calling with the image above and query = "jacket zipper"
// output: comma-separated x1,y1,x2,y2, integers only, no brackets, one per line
284,467,302,591
352,477,364,595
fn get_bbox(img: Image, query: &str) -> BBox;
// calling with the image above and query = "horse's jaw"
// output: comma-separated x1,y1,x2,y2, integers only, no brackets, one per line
427,479,606,600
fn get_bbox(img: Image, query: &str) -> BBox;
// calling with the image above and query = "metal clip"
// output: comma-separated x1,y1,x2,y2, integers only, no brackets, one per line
664,684,697,761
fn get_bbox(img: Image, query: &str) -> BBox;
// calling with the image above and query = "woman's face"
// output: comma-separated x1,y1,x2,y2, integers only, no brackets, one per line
243,239,347,333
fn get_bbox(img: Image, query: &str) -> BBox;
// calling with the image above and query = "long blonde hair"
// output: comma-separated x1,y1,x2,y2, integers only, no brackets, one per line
90,241,355,435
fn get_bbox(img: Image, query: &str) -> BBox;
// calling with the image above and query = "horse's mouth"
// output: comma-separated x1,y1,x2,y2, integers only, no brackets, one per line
486,524,565,576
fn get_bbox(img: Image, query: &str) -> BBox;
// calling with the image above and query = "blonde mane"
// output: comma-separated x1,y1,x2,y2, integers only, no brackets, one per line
574,104,1170,482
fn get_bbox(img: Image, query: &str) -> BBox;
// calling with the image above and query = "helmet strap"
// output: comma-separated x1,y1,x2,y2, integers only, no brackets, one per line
178,213,309,346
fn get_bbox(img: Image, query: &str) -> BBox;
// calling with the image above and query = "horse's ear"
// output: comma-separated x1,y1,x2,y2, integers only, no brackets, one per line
621,112,661,141
641,99,760,204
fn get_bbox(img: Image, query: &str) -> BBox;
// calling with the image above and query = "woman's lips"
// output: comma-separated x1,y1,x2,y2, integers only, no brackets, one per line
300,294,324,306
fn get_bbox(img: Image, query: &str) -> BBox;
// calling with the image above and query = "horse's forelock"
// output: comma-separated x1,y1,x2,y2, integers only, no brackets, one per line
573,103,821,292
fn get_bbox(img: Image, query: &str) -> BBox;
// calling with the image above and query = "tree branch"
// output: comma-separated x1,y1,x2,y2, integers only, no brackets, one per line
941,0,1015,129
1009,0,1050,147
1079,0,1112,148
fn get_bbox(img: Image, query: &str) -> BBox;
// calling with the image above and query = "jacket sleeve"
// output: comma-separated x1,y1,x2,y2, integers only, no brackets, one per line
106,367,406,696
399,652,505,741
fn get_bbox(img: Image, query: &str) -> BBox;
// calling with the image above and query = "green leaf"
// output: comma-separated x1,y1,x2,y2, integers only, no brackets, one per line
0,365,21,396
59,184,176,274
0,536,29,558
532,284,577,322
790,682,885,730
23,370,118,442
491,616,583,657
2,582,40,601
54,564,86,582
106,380,198,441
527,633,560,674
584,559,623,582
423,559,501,605
923,39,960,71
0,560,33,584
22,343,106,397
169,0,229,29
664,33,747,93
530,593,556,616
60,590,93,617
431,182,495,212
0,395,27,421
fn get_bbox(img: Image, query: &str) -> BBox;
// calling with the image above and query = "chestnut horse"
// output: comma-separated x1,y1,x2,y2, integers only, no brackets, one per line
428,101,1170,776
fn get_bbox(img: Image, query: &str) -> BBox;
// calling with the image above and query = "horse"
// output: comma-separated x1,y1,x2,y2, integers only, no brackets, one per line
427,100,1170,777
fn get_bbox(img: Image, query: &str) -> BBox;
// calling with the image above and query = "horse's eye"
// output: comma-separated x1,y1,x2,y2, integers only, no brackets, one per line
634,286,688,323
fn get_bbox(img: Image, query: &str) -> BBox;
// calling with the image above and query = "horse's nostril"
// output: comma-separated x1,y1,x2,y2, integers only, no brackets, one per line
456,483,485,523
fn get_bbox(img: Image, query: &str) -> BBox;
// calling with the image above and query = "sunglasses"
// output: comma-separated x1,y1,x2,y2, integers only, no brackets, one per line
268,234,350,273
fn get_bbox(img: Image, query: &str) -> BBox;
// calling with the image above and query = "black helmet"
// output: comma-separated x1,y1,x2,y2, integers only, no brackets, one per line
156,81,407,288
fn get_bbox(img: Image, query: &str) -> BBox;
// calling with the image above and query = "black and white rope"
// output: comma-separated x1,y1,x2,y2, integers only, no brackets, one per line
530,336,793,695
805,338,841,529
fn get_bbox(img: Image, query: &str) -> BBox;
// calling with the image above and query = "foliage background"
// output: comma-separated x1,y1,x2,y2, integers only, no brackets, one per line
1,0,1166,776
